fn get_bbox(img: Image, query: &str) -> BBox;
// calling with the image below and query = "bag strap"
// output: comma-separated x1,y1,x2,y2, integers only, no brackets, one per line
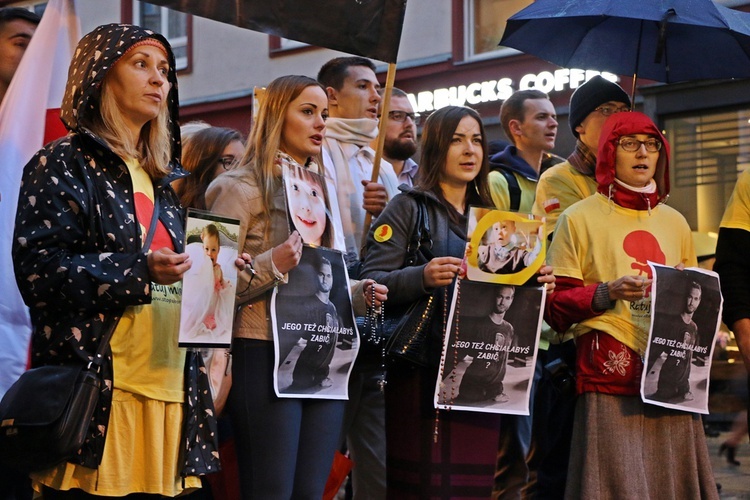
71,139,162,369
405,195,433,265
88,185,161,368
142,195,161,251
90,314,121,370
497,168,521,212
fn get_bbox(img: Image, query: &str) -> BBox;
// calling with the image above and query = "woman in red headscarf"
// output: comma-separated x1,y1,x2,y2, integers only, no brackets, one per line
545,111,717,499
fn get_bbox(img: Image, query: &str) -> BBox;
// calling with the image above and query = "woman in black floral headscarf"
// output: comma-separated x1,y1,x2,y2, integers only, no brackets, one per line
13,24,221,497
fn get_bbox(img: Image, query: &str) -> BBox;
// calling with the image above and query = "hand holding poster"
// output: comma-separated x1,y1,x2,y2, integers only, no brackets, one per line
464,207,546,286
434,279,546,415
641,262,723,414
178,209,242,348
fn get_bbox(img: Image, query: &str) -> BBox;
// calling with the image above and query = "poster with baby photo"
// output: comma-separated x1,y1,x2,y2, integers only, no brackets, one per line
641,263,723,414
178,209,242,348
434,279,546,415
464,207,546,286
281,157,345,251
271,245,359,399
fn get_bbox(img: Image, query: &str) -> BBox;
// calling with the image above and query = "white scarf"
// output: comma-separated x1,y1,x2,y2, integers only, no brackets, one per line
323,117,399,261
324,117,379,146
614,177,657,193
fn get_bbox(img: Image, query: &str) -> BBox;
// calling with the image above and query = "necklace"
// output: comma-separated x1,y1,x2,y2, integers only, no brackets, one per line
364,283,387,392
434,278,460,443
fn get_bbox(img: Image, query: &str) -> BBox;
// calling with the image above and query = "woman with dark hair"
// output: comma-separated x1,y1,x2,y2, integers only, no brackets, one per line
176,125,244,210
546,111,716,498
360,105,553,496
205,74,386,498
13,24,228,497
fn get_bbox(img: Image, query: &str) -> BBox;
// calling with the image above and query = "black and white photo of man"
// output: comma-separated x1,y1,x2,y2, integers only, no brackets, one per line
642,263,723,414
436,280,546,415
290,257,340,390
456,285,516,404
648,282,701,402
272,246,358,399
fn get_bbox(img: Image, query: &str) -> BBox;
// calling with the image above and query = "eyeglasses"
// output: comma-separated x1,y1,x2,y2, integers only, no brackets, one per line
595,105,630,117
218,155,237,171
618,137,662,153
387,110,421,125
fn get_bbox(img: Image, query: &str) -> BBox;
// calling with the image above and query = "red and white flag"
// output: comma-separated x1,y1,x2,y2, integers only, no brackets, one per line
0,0,80,397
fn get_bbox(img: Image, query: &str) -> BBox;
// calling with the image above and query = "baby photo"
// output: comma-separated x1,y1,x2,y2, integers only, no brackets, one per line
465,207,545,286
179,209,242,348
282,160,336,249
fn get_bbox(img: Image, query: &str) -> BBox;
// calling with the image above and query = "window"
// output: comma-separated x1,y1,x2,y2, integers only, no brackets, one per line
465,0,532,60
133,2,189,71
269,36,313,57
664,108,750,232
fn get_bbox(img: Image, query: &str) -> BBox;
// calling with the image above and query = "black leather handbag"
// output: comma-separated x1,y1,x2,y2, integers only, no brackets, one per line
384,292,436,367
0,314,120,472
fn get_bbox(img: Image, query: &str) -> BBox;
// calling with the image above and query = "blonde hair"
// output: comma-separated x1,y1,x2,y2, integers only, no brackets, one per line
240,75,325,232
87,74,172,178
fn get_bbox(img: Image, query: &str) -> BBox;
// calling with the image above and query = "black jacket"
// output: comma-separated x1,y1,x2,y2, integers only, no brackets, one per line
12,24,219,475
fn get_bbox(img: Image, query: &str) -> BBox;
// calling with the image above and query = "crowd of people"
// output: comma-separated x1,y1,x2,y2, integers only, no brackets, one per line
2,10,750,500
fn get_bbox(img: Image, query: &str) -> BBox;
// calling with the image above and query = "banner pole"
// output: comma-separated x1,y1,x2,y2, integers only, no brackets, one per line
361,62,397,248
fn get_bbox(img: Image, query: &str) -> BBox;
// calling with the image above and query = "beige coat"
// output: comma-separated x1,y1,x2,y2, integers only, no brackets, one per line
205,163,365,341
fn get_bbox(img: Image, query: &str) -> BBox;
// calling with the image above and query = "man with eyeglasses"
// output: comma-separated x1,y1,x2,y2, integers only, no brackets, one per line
526,74,630,500
373,87,420,187
534,75,631,236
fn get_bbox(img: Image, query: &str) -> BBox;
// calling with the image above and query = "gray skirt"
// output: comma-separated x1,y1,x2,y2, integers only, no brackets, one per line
565,392,718,500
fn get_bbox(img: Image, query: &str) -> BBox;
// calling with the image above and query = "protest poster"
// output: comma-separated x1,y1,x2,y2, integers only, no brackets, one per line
282,157,345,251
642,263,723,414
435,279,546,415
272,246,358,399
464,206,546,286
178,209,242,348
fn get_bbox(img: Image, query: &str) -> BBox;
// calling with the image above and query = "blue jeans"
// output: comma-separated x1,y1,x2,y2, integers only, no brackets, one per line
229,339,345,499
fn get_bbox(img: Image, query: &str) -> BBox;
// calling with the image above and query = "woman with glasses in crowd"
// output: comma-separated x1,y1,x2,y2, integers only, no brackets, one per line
545,111,717,498
176,125,244,210
205,74,386,498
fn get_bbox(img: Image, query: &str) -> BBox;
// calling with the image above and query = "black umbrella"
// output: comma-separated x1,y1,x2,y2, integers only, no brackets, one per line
500,0,750,103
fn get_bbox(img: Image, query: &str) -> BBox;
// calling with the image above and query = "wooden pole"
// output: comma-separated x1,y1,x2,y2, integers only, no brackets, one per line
361,62,397,248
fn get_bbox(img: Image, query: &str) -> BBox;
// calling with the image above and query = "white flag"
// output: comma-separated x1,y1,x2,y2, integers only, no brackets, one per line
0,0,80,397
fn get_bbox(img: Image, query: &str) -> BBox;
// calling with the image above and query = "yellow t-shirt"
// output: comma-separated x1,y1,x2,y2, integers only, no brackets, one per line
489,170,537,213
533,161,597,237
548,193,697,355
720,168,750,231
110,159,185,402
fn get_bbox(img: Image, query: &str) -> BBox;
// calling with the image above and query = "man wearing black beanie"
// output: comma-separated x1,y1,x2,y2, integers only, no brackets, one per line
533,75,630,236
527,75,629,499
